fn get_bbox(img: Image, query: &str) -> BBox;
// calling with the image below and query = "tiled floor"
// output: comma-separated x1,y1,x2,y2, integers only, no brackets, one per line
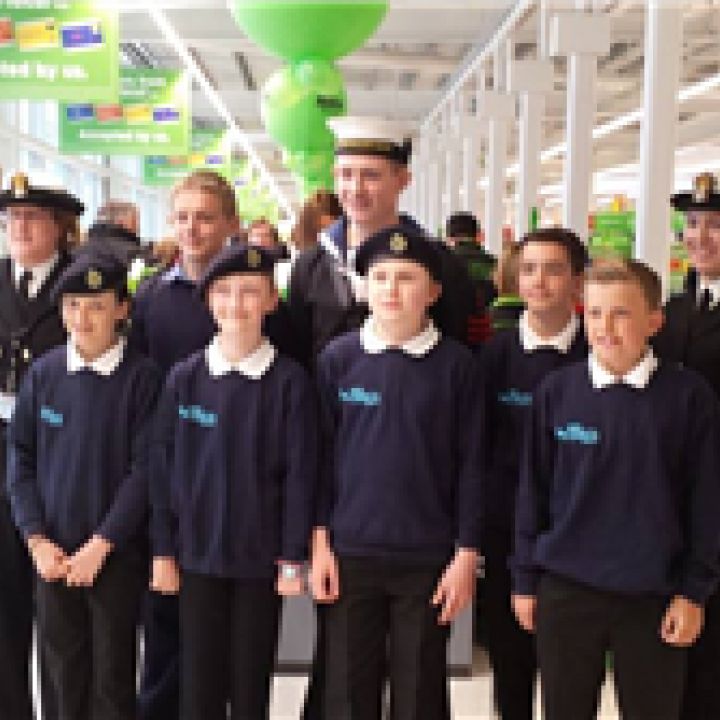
35,640,621,719
269,648,621,719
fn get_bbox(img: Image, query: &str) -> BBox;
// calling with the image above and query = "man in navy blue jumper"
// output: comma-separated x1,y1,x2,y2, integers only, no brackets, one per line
512,259,720,720
480,228,588,720
150,244,317,719
7,251,160,720
311,226,483,719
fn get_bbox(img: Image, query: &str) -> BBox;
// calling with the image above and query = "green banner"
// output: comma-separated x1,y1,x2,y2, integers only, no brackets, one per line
0,1,119,101
59,67,190,155
143,129,230,186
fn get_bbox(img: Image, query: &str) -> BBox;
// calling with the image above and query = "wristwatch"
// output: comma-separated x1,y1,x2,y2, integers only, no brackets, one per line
280,564,301,580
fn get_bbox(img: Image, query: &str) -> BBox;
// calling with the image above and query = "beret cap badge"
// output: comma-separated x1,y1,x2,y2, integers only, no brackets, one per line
389,233,407,254
247,247,262,268
86,268,103,290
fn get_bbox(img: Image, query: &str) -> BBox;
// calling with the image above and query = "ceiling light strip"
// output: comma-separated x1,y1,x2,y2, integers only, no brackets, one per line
148,8,294,218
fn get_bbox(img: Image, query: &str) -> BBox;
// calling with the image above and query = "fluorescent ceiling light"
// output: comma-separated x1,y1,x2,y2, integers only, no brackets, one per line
487,71,720,182
148,8,294,218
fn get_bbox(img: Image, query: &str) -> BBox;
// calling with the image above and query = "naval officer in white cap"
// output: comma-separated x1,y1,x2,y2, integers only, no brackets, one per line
288,115,475,364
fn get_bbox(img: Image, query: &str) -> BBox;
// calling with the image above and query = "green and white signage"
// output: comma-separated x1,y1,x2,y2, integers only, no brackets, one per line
0,1,119,101
143,128,230,186
59,67,190,155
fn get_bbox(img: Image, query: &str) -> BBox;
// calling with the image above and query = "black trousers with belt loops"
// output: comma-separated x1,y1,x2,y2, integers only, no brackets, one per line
536,573,686,720
36,549,146,720
179,572,281,720
681,587,720,720
314,555,452,720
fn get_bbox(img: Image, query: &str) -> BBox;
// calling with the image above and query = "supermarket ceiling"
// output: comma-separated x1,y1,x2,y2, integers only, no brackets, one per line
117,1,720,206
117,0,516,198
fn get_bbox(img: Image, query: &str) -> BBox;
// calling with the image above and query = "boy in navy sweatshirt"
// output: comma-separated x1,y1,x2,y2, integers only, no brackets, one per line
512,259,720,720
150,244,317,720
311,226,484,719
6,252,160,720
480,228,588,720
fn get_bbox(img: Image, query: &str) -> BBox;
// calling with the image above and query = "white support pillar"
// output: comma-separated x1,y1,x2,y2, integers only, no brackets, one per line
459,91,477,214
443,102,461,224
550,8,611,241
429,161,440,236
516,93,544,239
460,131,476,214
486,119,509,256
635,1,682,290
478,90,515,256
416,134,430,228
509,60,554,240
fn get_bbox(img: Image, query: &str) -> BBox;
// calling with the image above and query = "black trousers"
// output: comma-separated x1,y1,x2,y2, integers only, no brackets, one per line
0,494,35,720
301,608,327,720
317,556,451,720
481,530,537,720
179,572,281,720
0,493,58,720
536,574,686,720
138,593,180,720
36,549,145,720
681,586,720,719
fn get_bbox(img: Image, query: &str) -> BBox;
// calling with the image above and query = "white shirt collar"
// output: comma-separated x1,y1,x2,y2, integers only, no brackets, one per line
360,317,441,357
697,278,720,308
205,336,277,379
519,312,579,354
13,252,60,299
67,337,126,376
589,349,658,390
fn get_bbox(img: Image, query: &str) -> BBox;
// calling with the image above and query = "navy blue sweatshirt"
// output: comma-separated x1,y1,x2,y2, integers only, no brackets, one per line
513,359,720,604
131,265,306,374
152,351,318,579
316,331,484,561
7,345,160,553
482,327,587,535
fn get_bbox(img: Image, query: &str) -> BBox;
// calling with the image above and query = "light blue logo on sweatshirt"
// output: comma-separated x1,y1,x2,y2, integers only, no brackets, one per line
339,387,382,407
178,404,218,428
40,406,64,427
498,389,533,407
555,422,600,445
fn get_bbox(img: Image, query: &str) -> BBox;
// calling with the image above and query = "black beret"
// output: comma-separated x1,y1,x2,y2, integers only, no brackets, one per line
0,172,84,216
671,172,720,212
354,225,442,282
52,251,128,302
197,242,276,297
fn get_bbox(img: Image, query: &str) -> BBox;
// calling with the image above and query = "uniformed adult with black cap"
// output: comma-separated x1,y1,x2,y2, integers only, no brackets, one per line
654,171,720,719
0,171,83,719
288,116,475,364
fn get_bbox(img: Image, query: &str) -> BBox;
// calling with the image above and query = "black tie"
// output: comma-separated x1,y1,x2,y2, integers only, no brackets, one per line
698,289,713,312
18,270,33,300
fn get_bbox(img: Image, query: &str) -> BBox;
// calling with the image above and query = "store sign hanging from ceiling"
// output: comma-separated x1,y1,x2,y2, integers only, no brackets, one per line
59,67,191,155
0,1,119,102
143,128,231,186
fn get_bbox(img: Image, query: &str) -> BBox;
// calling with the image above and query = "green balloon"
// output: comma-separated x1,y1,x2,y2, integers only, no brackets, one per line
283,149,334,180
262,59,346,152
229,1,388,62
295,171,333,199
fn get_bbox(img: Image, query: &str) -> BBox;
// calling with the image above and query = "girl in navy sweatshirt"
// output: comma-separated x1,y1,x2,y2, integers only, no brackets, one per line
7,251,160,720
150,243,317,720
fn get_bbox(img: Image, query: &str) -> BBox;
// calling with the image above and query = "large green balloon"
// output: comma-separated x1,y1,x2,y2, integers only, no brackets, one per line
229,1,388,63
283,148,335,181
261,60,346,152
